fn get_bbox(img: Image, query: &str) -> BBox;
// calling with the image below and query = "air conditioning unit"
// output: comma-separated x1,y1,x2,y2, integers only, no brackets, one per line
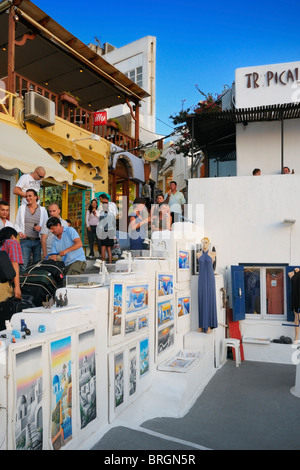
24,91,55,127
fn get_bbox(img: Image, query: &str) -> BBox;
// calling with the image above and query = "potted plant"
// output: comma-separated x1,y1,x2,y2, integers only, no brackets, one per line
59,92,80,107
107,118,122,132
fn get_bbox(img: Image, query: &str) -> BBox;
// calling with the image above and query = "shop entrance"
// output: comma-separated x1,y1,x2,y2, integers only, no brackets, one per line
110,158,139,232
39,181,92,249
68,186,92,248
0,179,10,203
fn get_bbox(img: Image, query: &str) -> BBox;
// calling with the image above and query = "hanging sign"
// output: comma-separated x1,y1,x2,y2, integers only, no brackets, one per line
144,147,161,162
94,111,107,125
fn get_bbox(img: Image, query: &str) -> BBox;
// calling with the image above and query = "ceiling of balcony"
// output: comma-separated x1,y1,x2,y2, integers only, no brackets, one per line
0,0,149,111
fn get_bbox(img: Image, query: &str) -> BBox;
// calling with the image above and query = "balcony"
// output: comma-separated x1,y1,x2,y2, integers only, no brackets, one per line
1,73,138,155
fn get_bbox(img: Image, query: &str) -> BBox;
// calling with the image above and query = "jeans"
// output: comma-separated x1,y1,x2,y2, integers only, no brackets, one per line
20,239,42,272
87,225,101,256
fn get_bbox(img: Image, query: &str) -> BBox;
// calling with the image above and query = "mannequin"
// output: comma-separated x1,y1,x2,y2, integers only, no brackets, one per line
288,268,300,343
197,237,218,333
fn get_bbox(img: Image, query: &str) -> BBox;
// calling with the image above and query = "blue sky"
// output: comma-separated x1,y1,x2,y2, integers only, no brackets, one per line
33,0,300,138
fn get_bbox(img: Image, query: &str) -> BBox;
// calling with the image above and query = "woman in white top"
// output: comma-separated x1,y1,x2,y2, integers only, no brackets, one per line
85,198,101,258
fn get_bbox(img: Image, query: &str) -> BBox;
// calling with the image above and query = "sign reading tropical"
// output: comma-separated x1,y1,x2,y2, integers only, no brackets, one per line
144,147,161,162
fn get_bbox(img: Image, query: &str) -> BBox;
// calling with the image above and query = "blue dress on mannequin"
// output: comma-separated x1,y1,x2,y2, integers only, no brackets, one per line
198,249,218,332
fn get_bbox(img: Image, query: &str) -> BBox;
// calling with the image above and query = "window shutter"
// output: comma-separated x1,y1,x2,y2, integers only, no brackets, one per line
231,265,246,321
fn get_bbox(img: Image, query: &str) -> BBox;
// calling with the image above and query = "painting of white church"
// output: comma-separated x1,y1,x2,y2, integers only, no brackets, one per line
15,347,43,450
78,330,97,428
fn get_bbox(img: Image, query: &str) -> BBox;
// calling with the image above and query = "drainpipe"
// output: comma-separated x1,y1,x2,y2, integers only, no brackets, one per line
281,114,284,171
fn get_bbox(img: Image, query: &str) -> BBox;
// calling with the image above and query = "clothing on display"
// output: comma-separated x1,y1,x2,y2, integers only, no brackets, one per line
266,271,284,314
197,249,218,332
244,269,260,314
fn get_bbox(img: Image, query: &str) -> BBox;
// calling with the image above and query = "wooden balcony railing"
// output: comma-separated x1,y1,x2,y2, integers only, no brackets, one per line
1,73,138,154
0,88,18,117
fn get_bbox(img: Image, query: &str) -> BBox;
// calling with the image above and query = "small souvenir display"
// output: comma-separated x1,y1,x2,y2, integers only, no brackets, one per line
109,281,149,345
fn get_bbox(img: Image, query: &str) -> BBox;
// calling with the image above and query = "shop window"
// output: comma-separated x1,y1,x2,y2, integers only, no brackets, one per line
244,266,285,318
231,264,293,321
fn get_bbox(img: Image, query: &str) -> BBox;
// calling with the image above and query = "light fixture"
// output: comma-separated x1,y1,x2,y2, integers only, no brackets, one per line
282,219,296,224
92,172,103,181
72,133,100,143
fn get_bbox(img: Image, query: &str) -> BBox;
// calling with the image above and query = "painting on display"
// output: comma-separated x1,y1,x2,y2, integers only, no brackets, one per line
126,284,148,313
129,347,137,396
157,274,174,297
157,298,174,327
50,336,72,450
114,352,124,408
139,337,149,377
177,295,191,317
178,250,190,270
138,315,149,331
158,350,200,373
78,330,96,429
157,324,175,357
176,245,192,283
112,283,123,337
14,346,43,450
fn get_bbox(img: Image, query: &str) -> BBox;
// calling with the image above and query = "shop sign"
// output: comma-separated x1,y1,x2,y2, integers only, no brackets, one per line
94,111,107,125
144,147,161,162
235,61,300,109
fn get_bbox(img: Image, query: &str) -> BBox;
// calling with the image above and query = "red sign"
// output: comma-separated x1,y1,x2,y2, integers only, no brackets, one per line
94,111,107,125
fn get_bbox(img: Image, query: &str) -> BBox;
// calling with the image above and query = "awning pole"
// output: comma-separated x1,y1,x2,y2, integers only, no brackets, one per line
281,115,284,171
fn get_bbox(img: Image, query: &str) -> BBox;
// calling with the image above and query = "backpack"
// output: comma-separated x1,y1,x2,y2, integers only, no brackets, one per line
0,250,16,283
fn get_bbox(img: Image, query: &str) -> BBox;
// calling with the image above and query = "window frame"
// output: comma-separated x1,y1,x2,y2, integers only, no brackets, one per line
243,265,287,320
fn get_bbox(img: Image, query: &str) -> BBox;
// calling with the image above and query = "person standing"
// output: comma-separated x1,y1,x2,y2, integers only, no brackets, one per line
142,180,151,211
0,200,15,230
96,195,116,264
99,193,118,217
128,197,150,251
40,203,68,258
86,198,101,259
164,181,186,224
14,189,48,271
13,166,46,204
46,217,86,275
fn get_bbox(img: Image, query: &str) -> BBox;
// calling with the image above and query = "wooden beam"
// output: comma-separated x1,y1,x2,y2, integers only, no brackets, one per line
7,6,15,93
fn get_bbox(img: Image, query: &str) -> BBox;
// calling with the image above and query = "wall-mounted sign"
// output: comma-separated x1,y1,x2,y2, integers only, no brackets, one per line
235,61,300,109
144,147,161,162
94,111,107,125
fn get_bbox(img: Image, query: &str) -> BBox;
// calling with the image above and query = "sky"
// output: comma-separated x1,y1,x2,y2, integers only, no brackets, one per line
33,0,300,138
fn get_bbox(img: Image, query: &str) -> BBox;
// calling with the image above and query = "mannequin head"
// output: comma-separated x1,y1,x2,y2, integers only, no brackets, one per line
201,237,210,251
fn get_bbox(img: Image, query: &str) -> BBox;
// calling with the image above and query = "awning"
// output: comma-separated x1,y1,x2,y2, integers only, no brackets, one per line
26,121,109,170
0,121,73,184
111,144,145,182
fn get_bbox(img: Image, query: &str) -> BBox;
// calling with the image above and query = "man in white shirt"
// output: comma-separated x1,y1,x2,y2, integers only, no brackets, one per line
41,203,68,258
0,200,14,230
164,181,186,223
99,193,118,217
13,166,46,204
14,189,48,271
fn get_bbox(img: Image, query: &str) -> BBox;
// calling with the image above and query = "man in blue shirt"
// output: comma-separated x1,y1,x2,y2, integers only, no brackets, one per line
46,217,86,275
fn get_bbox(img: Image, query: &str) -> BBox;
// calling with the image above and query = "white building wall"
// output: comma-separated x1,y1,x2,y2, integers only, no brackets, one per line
189,174,300,273
236,119,300,176
102,36,157,144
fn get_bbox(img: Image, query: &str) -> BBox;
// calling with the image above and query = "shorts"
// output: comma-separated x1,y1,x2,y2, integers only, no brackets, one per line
65,261,87,276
